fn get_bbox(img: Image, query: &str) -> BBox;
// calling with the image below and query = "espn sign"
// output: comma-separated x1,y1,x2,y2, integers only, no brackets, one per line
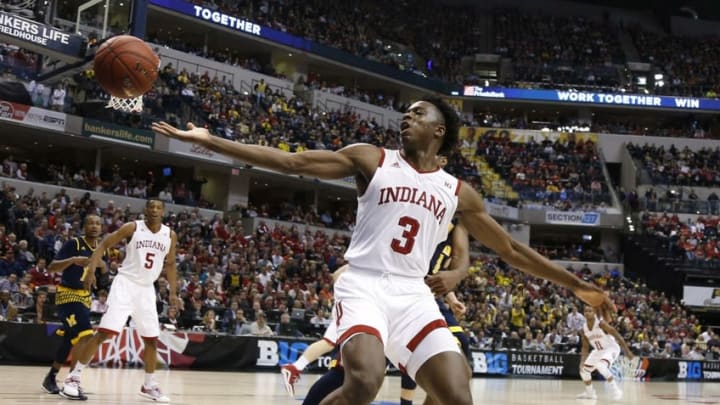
545,211,600,226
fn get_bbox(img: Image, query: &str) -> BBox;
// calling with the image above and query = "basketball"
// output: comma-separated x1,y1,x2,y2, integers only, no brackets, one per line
93,35,160,98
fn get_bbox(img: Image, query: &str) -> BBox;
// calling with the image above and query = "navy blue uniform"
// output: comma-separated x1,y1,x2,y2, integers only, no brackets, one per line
54,237,107,349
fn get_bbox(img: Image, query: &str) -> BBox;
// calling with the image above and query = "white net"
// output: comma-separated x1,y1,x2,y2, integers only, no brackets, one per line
106,96,144,113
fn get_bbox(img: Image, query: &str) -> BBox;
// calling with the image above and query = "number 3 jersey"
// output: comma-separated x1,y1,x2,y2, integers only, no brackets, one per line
345,149,460,278
119,220,172,285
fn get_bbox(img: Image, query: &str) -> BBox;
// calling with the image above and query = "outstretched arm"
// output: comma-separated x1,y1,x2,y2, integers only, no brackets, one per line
83,222,136,289
457,182,615,320
151,122,380,180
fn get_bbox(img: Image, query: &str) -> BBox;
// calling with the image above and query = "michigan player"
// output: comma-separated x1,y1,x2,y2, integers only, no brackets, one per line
577,306,634,400
41,214,107,399
65,199,178,402
153,98,614,405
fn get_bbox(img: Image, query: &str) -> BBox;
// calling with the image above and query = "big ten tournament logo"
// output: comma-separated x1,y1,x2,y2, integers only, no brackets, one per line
257,339,311,367
677,361,702,380
610,356,650,381
471,352,508,375
702,360,720,380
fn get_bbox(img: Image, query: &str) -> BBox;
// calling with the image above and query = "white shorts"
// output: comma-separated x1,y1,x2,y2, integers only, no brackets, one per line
333,269,461,380
99,275,160,338
322,306,339,345
584,345,620,369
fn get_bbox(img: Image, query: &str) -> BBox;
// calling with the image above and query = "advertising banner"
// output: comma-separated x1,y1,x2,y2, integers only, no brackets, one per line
168,138,233,164
683,285,720,308
545,211,601,226
0,100,66,132
485,201,519,221
82,119,155,149
462,86,720,112
1,322,717,381
0,11,85,58
148,0,311,51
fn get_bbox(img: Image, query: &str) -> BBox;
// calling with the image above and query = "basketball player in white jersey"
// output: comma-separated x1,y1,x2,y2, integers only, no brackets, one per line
578,306,634,400
68,199,178,402
153,97,614,405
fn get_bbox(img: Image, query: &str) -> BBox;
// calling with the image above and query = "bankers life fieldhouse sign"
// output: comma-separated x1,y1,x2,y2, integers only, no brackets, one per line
0,11,85,57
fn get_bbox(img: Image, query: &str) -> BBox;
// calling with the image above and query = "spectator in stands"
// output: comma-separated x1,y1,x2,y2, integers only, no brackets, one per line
202,309,218,333
0,273,19,293
0,289,17,321
34,289,51,324
159,306,183,330
91,289,109,314
276,312,302,337
249,311,273,337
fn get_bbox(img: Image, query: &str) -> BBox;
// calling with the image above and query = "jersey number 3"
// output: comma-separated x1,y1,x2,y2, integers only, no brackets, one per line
391,216,420,255
144,252,155,269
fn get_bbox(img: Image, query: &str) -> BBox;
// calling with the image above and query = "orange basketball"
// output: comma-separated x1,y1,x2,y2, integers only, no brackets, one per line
93,35,160,98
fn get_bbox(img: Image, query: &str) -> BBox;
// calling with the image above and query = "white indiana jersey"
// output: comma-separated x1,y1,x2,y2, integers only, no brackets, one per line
583,316,619,351
118,220,172,285
344,149,460,278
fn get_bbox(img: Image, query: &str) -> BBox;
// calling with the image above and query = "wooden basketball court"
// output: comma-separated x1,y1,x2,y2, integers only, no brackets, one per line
0,365,718,404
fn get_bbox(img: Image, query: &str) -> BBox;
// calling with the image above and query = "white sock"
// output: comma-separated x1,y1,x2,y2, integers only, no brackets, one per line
70,362,87,377
144,373,155,387
585,385,594,392
293,357,309,371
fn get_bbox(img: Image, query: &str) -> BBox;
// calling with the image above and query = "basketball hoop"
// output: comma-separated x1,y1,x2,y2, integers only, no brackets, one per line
106,95,144,113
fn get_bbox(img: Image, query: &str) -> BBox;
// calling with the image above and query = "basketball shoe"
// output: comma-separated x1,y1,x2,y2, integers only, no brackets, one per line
59,375,88,401
280,364,301,397
41,372,60,394
140,383,170,402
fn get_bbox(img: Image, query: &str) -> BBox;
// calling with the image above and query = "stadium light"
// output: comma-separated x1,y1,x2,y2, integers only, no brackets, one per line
654,74,664,80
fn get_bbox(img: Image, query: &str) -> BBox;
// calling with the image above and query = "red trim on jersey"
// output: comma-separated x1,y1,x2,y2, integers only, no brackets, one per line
377,148,386,167
322,337,336,346
337,325,382,347
406,319,447,352
97,327,120,336
454,180,461,196
399,151,441,174
335,301,344,327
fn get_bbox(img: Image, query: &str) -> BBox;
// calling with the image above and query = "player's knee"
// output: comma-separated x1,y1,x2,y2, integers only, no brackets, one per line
142,337,158,348
343,368,384,402
580,366,593,381
596,362,612,379
433,386,472,405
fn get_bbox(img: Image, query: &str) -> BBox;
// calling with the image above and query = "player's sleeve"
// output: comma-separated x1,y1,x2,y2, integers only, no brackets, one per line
54,238,79,261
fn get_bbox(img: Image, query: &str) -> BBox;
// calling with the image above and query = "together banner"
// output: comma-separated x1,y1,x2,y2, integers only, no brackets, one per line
82,119,155,149
462,86,720,112
0,100,66,132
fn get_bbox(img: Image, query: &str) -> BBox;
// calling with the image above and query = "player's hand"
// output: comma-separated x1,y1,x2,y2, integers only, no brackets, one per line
626,352,636,361
73,257,90,266
151,122,211,143
425,269,465,296
82,269,96,291
169,294,180,308
449,300,466,319
572,281,616,321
